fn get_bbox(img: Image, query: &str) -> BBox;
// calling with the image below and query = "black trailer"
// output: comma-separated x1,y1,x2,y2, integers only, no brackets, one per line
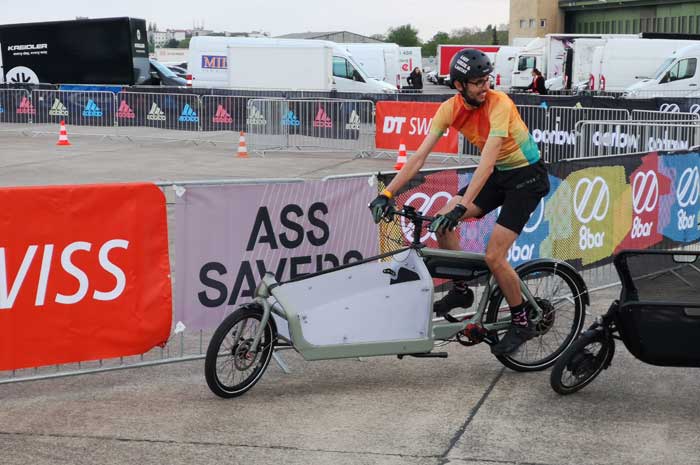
0,17,151,85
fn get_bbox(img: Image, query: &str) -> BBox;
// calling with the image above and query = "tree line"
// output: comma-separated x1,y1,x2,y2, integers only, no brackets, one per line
372,24,509,56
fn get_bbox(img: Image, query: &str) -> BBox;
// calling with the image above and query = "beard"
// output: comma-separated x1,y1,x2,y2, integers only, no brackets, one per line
459,88,484,108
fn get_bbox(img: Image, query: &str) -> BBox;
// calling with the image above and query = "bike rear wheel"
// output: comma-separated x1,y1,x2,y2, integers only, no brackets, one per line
550,330,614,395
485,262,586,372
205,304,276,398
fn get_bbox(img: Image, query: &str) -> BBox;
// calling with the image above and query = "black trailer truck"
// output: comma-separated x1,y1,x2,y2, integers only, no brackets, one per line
0,17,182,86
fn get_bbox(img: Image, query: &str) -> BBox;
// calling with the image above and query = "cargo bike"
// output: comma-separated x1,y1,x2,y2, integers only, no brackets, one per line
551,249,700,395
205,205,590,398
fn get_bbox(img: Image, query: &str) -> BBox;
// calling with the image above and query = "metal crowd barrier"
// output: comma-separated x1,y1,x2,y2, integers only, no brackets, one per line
31,89,117,136
630,109,700,122
245,98,375,155
576,120,700,158
0,88,32,128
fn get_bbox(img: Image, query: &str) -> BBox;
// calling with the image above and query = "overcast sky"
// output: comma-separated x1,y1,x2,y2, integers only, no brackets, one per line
1,0,509,41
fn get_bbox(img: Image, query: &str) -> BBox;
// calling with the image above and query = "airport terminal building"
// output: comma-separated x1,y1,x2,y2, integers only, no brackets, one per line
510,0,700,42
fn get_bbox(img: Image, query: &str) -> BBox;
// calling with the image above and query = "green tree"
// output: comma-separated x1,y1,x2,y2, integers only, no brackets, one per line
369,33,386,42
421,31,450,57
386,24,421,47
178,38,191,48
165,38,179,48
492,26,498,45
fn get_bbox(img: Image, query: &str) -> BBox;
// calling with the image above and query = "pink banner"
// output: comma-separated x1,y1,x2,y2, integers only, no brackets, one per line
174,179,378,331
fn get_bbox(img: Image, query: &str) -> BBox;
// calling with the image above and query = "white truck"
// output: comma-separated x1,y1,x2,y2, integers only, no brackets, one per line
624,43,700,98
187,36,396,93
342,43,401,87
492,46,523,91
510,34,637,90
591,38,698,93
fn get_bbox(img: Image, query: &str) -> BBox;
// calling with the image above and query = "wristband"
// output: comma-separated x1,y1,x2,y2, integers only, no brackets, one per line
381,189,393,199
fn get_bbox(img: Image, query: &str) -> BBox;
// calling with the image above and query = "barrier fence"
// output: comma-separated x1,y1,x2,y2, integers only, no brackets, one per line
245,98,375,154
2,148,700,384
464,106,698,163
576,120,700,157
4,88,700,160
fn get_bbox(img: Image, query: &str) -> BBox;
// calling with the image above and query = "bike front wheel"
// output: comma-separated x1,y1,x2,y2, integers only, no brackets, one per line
550,329,614,395
204,304,276,398
485,261,587,372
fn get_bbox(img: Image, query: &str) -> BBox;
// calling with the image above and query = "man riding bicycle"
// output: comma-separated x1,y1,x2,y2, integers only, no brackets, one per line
369,49,550,355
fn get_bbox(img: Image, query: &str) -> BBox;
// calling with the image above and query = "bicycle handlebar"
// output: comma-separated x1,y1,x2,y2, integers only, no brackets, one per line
386,205,435,225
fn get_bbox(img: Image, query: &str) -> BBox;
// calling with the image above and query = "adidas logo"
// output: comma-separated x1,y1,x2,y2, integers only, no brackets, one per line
313,107,332,128
281,111,301,127
116,100,135,119
212,104,233,124
345,110,360,130
146,102,167,121
49,98,69,117
82,99,103,117
16,96,36,115
246,106,267,126
178,103,199,123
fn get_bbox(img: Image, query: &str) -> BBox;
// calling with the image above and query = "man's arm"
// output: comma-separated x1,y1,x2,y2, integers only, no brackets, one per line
384,132,442,195
457,136,503,210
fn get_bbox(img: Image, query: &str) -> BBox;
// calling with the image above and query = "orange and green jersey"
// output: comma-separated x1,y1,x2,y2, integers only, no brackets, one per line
430,90,540,170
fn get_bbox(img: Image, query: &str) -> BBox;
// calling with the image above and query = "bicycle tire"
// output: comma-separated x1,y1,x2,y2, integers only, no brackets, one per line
204,304,276,398
550,330,614,395
484,261,587,372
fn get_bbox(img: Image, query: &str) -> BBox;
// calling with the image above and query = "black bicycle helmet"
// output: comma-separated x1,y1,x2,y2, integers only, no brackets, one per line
449,49,494,84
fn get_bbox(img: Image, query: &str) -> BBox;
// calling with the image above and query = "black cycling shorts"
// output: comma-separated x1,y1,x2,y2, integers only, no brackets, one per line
457,160,550,234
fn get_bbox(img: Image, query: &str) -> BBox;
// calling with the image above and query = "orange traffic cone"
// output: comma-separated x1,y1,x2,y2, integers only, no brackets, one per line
394,141,407,170
237,131,248,158
56,120,71,146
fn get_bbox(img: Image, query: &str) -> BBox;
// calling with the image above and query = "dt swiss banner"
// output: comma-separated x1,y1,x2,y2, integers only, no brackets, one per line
0,183,172,371
375,101,458,154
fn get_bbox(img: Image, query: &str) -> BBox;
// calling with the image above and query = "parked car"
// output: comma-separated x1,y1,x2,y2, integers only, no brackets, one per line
166,65,188,79
148,59,187,86
426,70,438,84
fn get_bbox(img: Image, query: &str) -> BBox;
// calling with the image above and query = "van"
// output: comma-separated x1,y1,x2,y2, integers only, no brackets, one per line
596,38,696,92
188,36,396,93
624,44,700,98
342,43,400,87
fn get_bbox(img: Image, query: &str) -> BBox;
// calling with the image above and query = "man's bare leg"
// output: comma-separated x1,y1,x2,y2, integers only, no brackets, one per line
432,195,483,316
487,224,537,355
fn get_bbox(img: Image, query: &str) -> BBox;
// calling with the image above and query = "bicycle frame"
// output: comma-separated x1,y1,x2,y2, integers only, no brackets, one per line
247,245,545,361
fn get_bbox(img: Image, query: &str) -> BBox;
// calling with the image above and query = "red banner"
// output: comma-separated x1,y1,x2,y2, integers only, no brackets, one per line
375,101,459,154
0,183,172,370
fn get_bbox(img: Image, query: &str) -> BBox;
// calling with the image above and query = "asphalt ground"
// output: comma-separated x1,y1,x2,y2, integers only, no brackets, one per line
1,130,699,465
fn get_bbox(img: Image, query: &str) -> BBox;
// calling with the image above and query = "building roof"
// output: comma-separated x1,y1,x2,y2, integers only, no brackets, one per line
275,31,383,42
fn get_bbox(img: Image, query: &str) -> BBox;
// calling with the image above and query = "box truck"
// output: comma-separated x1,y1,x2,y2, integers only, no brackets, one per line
593,38,697,92
437,44,500,85
624,43,700,98
188,36,395,93
0,17,174,85
510,34,637,90
342,43,400,87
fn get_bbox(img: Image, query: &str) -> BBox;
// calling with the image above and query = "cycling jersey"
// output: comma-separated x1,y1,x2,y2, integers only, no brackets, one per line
430,89,540,170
